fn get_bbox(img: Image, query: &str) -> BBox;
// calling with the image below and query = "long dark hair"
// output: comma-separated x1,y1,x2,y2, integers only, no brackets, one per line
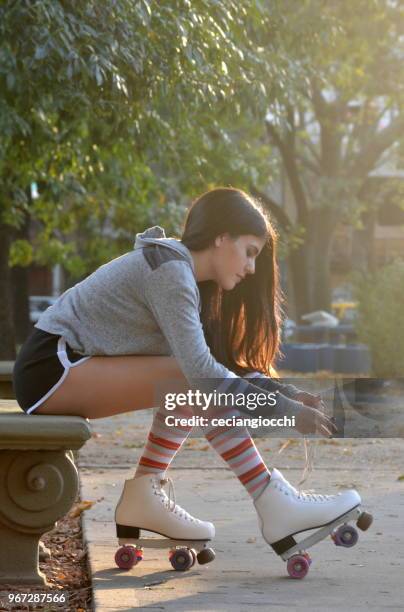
181,187,282,376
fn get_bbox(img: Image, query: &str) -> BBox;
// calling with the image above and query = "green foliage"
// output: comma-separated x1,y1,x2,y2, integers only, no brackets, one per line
0,0,295,276
9,240,33,267
354,261,404,377
1,0,402,295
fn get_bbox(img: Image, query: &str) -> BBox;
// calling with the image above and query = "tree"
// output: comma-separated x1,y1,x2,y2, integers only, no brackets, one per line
257,0,404,316
137,1,404,320
0,0,289,357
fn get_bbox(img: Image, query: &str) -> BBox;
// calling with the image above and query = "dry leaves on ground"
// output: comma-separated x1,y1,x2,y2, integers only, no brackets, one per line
0,498,92,612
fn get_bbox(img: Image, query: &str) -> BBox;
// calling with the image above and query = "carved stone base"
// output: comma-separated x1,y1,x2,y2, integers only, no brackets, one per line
0,413,91,586
0,525,47,586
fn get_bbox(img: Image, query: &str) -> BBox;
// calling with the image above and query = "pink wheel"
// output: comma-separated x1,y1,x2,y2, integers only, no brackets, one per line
287,554,310,579
302,552,312,566
115,545,140,570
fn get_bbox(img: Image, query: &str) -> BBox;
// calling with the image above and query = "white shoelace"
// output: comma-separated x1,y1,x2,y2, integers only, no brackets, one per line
279,477,333,502
155,477,196,521
159,477,176,511
277,437,333,502
298,437,315,487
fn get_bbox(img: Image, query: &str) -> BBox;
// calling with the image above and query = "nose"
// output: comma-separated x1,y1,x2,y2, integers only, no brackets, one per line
246,259,255,275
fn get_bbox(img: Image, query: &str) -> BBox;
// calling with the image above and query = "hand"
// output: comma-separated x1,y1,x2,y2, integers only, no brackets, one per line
295,404,338,437
295,390,324,409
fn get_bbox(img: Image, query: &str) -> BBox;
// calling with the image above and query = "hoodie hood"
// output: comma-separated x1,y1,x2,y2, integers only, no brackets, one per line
134,226,195,275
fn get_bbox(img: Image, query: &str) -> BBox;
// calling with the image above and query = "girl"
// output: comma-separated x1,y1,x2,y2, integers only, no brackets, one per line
13,188,360,555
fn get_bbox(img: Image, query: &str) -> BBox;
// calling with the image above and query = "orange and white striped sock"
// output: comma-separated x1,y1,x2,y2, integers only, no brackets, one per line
134,406,193,478
204,407,271,500
135,404,271,500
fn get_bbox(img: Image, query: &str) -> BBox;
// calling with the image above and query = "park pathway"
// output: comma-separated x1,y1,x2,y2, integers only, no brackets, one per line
79,410,404,611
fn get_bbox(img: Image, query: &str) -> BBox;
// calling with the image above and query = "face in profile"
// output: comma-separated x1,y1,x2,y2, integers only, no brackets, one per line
211,233,266,291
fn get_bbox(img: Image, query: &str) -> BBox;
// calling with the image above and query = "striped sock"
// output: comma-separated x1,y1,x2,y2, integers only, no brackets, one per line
134,406,193,478
204,406,271,500
135,404,271,500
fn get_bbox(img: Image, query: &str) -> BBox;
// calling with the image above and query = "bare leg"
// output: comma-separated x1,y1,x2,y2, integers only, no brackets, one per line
34,355,187,419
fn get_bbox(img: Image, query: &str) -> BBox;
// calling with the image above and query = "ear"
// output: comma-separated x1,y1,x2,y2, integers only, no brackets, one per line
214,233,229,248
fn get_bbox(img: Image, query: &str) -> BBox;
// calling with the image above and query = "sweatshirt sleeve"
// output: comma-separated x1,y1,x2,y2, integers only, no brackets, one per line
144,260,304,418
243,372,301,399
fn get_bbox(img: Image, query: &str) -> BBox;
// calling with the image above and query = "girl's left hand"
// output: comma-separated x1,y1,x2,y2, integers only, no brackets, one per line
294,390,338,437
295,391,324,409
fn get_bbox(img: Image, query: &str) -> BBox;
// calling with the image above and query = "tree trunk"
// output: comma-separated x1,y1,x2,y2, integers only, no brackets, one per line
11,217,32,346
309,236,332,310
0,222,16,359
305,209,336,312
286,210,335,319
11,267,31,346
352,208,377,274
287,243,311,320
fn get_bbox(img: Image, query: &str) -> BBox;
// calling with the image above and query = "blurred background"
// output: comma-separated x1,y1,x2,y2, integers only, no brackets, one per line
1,0,403,378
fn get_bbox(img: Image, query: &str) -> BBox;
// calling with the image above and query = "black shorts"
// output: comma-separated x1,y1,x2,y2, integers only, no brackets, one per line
13,328,91,414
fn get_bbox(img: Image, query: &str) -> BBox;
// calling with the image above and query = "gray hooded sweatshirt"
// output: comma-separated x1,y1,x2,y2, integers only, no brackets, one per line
36,226,303,417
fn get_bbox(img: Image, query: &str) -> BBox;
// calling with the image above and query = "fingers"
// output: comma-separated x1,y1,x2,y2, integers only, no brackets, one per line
314,409,338,437
309,394,325,410
323,417,338,436
295,404,339,437
314,404,338,432
315,418,332,437
319,423,333,437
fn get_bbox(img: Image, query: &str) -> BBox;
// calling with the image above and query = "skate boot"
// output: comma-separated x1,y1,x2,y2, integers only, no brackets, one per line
114,474,215,571
254,468,373,578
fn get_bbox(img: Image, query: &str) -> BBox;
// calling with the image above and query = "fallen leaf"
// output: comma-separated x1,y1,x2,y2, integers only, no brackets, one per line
278,439,298,453
69,500,95,518
75,550,87,561
397,475,404,481
144,580,165,587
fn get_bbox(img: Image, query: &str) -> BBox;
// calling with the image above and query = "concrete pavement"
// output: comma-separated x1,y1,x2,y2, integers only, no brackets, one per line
78,410,404,611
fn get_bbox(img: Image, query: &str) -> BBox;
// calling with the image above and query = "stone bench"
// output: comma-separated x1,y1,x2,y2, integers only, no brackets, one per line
0,411,92,586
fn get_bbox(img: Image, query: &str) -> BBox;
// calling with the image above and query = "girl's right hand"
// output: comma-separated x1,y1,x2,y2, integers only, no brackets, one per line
295,404,338,437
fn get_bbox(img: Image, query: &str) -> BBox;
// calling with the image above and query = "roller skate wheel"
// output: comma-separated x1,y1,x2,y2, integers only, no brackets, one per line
170,548,194,571
287,554,310,579
189,548,197,568
196,547,216,565
333,524,359,548
357,511,373,531
115,545,139,570
302,552,312,566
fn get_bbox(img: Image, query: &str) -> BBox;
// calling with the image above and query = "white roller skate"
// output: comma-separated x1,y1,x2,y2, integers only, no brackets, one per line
114,474,215,571
254,468,373,579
